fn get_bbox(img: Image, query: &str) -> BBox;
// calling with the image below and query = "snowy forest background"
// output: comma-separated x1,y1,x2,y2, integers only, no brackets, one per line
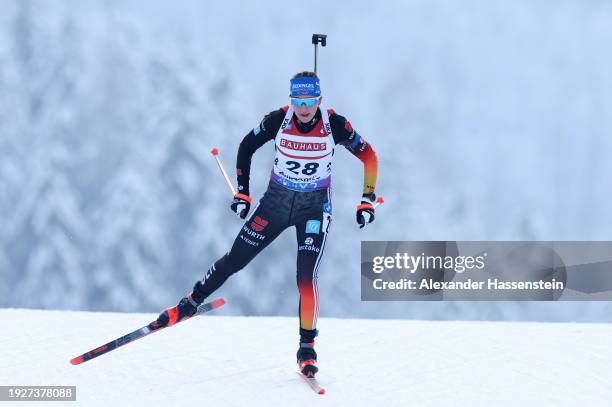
1,0,612,322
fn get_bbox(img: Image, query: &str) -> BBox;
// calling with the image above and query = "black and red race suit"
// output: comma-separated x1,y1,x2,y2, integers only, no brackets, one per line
192,105,378,333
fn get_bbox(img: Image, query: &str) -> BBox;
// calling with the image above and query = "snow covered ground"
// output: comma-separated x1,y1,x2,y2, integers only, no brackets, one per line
1,308,611,406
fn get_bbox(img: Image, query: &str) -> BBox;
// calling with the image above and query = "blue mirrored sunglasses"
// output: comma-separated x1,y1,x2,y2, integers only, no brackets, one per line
291,97,320,108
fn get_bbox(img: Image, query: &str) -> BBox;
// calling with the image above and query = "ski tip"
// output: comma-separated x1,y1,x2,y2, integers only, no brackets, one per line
70,356,83,365
211,298,226,308
296,372,326,395
211,148,219,156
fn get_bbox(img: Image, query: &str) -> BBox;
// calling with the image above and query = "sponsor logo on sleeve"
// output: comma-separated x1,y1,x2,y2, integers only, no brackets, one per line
281,118,291,130
344,120,353,133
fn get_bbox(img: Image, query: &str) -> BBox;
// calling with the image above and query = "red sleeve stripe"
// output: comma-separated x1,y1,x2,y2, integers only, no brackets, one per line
353,142,378,195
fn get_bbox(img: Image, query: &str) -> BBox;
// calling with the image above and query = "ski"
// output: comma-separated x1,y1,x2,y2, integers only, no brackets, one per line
297,372,326,395
70,298,225,365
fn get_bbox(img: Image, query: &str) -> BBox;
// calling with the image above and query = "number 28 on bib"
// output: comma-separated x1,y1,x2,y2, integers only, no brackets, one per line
270,107,336,191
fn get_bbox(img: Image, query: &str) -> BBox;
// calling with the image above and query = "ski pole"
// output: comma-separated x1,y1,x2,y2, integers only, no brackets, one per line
210,148,236,196
312,34,327,74
374,196,384,209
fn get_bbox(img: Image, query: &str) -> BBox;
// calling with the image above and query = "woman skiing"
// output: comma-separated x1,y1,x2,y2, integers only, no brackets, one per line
157,71,379,378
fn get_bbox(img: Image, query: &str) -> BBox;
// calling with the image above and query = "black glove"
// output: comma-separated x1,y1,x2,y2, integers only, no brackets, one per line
356,193,376,229
231,193,252,219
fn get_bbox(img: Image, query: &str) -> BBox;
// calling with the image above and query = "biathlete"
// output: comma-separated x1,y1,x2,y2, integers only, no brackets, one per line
156,71,379,377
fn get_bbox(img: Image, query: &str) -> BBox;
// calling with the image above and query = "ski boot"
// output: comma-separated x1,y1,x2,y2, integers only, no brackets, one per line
297,342,318,377
297,328,319,377
156,291,202,327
